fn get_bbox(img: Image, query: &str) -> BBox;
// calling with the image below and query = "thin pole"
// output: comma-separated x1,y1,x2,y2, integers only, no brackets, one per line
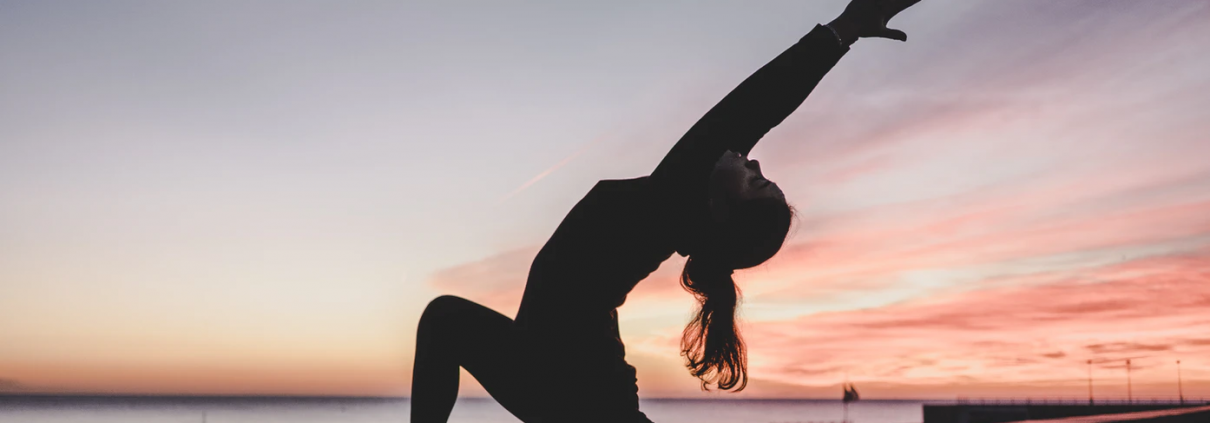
1178,360,1184,405
1087,359,1094,405
1126,359,1132,404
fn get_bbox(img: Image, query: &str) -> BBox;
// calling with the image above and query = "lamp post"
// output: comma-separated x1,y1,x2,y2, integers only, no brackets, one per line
1177,360,1184,405
1087,359,1094,405
1126,359,1132,404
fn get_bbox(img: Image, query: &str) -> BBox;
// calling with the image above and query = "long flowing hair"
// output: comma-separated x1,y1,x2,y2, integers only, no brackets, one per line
681,198,793,391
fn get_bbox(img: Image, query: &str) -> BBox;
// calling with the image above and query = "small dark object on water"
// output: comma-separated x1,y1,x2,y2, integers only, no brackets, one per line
843,383,860,403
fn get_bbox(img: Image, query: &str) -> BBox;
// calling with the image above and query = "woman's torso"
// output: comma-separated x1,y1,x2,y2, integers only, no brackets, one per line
514,176,680,340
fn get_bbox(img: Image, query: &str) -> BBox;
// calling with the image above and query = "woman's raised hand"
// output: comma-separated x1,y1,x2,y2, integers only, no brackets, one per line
827,0,923,44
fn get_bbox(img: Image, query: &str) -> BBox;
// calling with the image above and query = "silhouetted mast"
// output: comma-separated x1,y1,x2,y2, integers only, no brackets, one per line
1087,359,1094,405
1126,359,1132,403
1177,360,1184,405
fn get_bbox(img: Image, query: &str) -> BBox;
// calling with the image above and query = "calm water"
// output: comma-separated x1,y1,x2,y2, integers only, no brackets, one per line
0,397,924,423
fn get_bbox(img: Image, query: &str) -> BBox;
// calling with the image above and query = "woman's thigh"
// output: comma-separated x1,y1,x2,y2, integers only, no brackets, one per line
422,295,543,421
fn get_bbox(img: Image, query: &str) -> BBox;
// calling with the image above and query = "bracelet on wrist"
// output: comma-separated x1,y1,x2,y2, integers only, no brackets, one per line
823,24,848,47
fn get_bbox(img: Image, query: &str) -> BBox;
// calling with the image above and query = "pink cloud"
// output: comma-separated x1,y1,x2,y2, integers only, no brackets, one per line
427,246,540,314
746,163,1210,304
735,248,1210,397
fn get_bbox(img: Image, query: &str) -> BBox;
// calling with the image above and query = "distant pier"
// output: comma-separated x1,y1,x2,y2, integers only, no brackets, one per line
923,398,1208,423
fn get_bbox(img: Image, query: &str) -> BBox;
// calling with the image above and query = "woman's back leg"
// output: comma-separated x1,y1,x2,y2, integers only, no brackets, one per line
411,295,541,423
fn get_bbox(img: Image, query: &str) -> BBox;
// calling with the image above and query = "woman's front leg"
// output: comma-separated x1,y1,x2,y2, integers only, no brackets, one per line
410,295,540,423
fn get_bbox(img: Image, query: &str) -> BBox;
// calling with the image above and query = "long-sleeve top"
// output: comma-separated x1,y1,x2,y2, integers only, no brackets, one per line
512,23,849,417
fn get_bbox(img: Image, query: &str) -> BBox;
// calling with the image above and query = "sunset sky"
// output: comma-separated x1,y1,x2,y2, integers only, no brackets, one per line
2,0,1209,400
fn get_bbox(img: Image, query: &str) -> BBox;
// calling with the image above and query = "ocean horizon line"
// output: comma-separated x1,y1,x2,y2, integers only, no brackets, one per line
0,393,935,402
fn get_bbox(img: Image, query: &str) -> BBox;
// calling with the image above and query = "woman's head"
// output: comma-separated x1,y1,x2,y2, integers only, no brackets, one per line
706,150,793,269
679,150,794,392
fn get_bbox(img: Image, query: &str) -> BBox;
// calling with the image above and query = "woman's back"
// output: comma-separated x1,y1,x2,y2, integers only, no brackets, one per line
514,176,680,336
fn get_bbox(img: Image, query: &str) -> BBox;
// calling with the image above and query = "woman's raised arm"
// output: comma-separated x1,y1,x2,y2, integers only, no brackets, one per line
648,24,848,191
650,0,922,193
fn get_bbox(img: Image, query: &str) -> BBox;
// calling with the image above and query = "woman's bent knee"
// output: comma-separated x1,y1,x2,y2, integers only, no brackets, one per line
419,295,469,327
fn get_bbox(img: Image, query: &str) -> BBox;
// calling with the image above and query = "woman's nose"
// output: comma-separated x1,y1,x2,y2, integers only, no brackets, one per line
745,159,761,171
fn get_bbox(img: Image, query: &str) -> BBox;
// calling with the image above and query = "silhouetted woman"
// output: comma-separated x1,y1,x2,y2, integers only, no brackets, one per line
411,1,921,421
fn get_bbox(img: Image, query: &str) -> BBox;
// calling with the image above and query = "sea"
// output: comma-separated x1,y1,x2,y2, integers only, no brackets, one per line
0,397,925,423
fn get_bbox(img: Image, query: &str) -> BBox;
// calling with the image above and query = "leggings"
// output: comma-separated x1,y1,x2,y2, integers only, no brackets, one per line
410,295,652,423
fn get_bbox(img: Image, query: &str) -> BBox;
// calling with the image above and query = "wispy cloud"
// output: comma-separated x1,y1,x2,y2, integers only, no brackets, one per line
495,133,611,205
428,246,540,314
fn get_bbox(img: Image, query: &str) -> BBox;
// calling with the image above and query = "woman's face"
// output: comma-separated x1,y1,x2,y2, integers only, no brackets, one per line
710,150,785,204
704,150,793,267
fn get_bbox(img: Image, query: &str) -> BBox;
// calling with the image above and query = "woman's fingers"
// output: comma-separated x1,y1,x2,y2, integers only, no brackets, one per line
835,0,921,42
875,0,919,41
873,27,908,42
